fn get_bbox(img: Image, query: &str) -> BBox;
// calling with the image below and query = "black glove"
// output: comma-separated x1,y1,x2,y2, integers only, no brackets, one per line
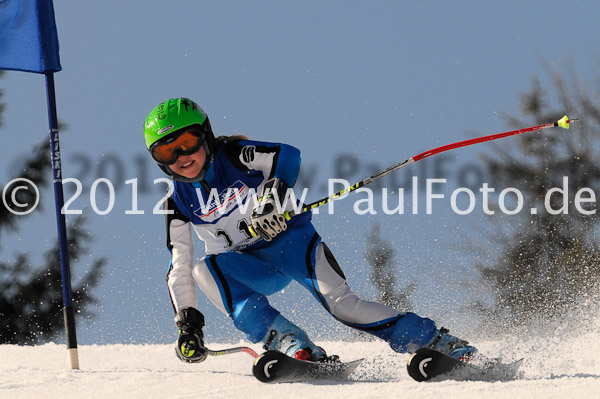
174,307,208,363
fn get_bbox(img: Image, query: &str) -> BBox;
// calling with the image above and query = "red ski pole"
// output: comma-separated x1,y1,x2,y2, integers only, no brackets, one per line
207,346,260,359
287,115,576,217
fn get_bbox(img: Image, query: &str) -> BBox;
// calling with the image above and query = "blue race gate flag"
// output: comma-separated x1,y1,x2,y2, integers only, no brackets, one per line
0,0,62,73
1,0,77,370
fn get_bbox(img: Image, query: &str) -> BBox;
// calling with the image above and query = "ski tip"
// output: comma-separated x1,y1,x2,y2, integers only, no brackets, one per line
252,350,363,383
253,351,283,383
406,348,524,383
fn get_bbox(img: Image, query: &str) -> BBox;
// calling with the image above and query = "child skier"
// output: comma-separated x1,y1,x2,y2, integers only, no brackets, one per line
144,97,477,364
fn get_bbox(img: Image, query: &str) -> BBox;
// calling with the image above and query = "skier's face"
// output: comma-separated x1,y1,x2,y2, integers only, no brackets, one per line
169,145,206,178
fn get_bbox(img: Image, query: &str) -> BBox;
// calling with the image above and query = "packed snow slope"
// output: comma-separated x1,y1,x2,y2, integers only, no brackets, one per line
2,329,600,399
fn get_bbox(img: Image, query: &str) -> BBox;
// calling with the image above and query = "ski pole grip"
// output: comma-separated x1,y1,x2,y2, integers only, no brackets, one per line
247,211,291,238
248,225,258,238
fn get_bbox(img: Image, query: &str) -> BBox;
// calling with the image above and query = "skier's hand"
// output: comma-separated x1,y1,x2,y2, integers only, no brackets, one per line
174,307,208,363
251,178,290,241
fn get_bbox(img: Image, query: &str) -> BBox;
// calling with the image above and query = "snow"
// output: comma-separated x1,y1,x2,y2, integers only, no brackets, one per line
2,334,600,399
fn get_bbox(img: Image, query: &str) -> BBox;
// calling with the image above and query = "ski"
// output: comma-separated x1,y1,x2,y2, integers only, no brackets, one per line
252,350,363,383
406,348,523,382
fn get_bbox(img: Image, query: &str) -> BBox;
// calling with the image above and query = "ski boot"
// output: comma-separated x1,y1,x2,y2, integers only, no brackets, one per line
427,327,478,362
262,315,338,363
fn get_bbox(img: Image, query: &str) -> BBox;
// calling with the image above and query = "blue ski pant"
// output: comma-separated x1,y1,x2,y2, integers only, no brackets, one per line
192,222,437,353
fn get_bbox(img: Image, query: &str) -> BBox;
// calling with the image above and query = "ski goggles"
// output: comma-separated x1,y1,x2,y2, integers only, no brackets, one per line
150,129,205,165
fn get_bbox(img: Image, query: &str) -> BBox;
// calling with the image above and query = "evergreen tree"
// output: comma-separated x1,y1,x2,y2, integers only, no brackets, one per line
0,215,106,344
473,68,600,333
366,223,415,312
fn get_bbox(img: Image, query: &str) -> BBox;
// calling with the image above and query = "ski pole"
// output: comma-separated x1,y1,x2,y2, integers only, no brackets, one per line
207,346,260,359
284,115,576,218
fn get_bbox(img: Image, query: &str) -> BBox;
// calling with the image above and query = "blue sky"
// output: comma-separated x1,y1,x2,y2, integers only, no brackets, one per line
1,1,599,344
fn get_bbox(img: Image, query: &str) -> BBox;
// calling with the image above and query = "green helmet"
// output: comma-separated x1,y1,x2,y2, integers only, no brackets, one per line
144,98,216,182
